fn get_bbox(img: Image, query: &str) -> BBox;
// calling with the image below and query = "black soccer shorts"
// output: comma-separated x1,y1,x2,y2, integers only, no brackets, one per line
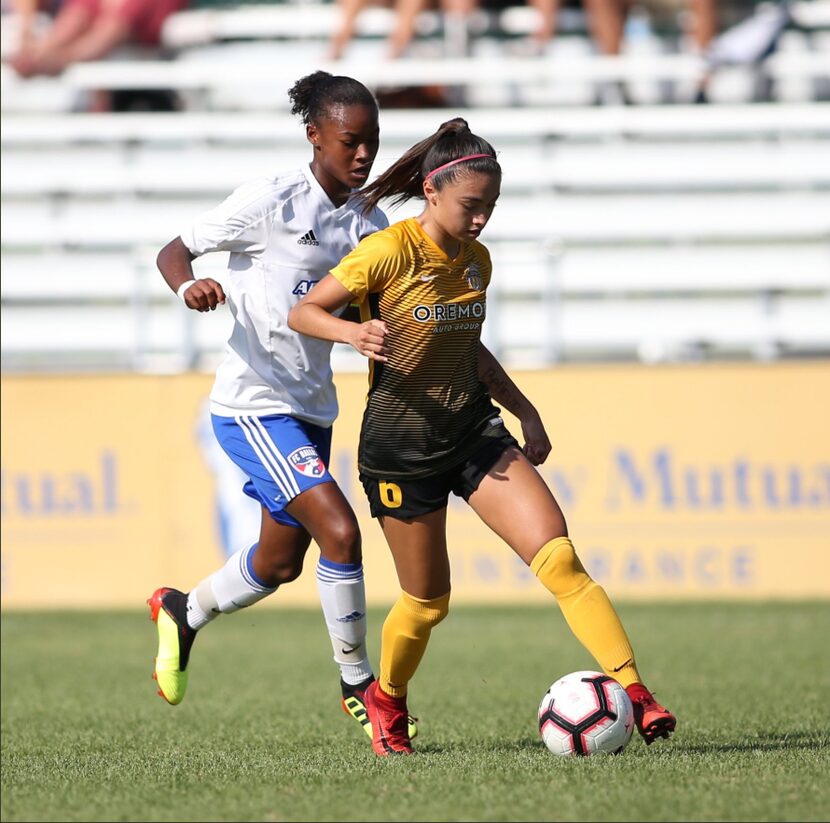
360,418,519,520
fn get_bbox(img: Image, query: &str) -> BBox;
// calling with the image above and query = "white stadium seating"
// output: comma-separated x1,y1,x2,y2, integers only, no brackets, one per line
1,0,829,372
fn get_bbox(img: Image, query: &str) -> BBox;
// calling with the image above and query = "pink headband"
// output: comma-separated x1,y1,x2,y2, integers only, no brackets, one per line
424,153,494,181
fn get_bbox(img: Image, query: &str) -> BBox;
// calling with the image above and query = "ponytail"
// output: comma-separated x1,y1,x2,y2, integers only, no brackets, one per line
357,117,500,213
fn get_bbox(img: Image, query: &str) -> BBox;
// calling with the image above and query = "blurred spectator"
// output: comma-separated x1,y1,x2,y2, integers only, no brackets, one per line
328,0,376,59
7,0,187,78
581,0,717,58
326,0,481,106
386,0,477,58
3,0,62,56
574,0,718,103
327,0,559,59
695,1,792,102
328,0,492,60
328,0,717,61
526,0,559,47
580,0,791,104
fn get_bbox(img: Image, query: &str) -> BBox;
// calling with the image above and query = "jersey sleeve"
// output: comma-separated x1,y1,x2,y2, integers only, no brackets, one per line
329,228,409,301
180,178,277,257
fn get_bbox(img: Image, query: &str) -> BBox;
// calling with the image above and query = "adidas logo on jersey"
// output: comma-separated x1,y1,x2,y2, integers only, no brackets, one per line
297,230,319,246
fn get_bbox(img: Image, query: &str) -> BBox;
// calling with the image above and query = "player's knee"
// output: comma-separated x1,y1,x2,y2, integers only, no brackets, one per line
531,537,591,598
318,516,362,565
258,556,304,586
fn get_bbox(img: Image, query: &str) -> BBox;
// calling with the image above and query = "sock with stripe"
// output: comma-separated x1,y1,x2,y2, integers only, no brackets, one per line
380,591,450,698
185,543,277,631
317,556,374,686
531,537,642,688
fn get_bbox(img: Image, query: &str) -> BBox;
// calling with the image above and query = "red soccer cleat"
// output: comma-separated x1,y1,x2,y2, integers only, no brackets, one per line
626,683,677,744
341,676,419,741
364,680,413,756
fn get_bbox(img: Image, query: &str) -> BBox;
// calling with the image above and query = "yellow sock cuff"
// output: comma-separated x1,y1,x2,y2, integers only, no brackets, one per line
530,536,574,577
531,536,593,601
400,590,451,625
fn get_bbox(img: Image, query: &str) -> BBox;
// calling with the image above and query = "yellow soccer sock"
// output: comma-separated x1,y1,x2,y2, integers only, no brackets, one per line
531,537,642,688
380,590,450,698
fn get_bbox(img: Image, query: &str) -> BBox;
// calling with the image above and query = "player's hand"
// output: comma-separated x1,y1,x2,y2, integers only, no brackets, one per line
350,319,390,361
182,279,226,312
520,408,552,466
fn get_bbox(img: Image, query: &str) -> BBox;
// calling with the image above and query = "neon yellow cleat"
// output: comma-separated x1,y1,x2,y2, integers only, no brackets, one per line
147,587,196,706
341,677,418,740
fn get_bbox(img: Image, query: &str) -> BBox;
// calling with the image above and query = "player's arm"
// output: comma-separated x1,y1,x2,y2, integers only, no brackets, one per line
477,342,551,466
288,275,390,362
157,236,226,313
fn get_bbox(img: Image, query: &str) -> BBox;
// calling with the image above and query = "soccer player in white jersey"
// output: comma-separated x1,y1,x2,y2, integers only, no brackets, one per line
147,71,415,740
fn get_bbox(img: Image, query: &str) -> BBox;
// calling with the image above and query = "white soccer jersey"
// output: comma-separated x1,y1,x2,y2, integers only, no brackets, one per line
181,165,388,426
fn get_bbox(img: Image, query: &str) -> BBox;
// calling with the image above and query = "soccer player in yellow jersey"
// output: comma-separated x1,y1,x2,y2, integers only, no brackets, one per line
289,118,677,756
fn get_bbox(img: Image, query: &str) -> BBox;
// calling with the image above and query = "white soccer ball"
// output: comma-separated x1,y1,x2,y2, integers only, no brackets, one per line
538,670,635,757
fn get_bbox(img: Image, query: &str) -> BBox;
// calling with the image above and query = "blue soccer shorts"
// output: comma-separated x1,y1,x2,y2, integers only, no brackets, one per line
212,413,334,528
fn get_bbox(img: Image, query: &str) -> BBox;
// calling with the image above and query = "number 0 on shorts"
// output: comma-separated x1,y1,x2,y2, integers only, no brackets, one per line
379,481,403,508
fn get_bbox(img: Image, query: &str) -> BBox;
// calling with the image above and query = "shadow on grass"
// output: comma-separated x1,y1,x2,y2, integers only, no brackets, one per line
409,744,449,755
681,731,829,755
412,738,543,756
421,731,830,758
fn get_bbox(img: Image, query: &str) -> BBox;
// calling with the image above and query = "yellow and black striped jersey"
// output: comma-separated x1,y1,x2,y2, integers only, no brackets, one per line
330,217,499,478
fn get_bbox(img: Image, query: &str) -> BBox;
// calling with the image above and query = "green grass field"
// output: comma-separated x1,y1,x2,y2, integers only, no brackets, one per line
2,602,829,822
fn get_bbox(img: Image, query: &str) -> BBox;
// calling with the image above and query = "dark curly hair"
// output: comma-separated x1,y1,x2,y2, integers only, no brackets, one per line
287,71,377,126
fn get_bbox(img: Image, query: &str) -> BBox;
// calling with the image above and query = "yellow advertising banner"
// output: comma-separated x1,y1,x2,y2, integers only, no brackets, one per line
2,362,828,608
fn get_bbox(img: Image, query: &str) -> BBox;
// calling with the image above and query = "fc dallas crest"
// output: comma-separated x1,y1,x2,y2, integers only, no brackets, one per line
288,446,325,477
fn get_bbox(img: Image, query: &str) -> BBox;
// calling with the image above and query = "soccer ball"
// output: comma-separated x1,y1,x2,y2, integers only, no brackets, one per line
538,670,635,757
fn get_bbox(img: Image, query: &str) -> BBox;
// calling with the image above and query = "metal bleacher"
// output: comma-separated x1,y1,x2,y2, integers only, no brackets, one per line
1,5,829,372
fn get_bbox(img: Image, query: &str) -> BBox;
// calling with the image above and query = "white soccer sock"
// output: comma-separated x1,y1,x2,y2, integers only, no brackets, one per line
186,583,216,631
185,544,277,631
316,556,374,686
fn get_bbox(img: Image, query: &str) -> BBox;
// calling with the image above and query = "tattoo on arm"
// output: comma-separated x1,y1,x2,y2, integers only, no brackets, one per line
480,365,523,414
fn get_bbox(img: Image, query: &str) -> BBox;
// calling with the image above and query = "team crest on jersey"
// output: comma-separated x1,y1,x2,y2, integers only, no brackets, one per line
464,263,483,292
288,446,325,477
